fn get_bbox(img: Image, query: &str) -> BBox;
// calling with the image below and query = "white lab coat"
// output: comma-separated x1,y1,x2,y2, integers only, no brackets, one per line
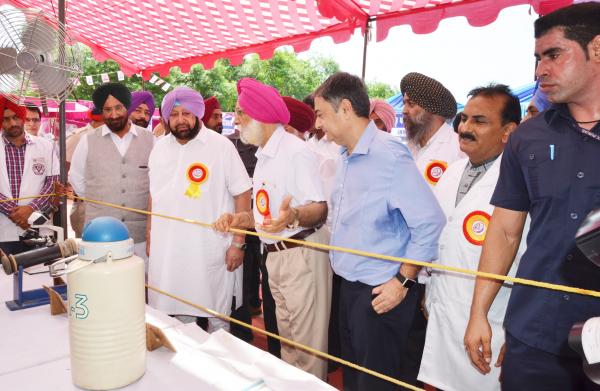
408,122,465,187
0,136,59,242
147,127,252,318
418,156,528,391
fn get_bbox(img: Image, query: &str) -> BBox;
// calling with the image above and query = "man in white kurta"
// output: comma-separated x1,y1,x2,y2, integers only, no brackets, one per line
418,84,528,391
147,87,251,332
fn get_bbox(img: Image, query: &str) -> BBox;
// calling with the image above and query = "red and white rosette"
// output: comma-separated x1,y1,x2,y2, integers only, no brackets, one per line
462,210,491,246
255,189,272,220
424,160,448,185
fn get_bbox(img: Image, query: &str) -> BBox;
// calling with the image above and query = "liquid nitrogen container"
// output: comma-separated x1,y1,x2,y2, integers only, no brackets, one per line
67,216,146,390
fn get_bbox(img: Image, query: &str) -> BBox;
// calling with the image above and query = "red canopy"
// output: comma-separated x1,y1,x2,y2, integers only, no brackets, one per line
3,0,572,79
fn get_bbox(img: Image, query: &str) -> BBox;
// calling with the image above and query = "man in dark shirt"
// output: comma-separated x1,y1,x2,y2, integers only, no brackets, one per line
464,3,600,390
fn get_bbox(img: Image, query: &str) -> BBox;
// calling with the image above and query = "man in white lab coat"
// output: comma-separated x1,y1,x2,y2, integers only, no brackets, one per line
418,84,526,391
0,96,59,255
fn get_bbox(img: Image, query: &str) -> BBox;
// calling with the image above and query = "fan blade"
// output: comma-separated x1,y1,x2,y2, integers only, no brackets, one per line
0,47,18,75
30,63,70,97
20,17,57,54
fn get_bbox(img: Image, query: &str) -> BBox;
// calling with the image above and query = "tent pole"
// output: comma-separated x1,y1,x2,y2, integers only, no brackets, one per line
58,0,68,238
361,18,372,81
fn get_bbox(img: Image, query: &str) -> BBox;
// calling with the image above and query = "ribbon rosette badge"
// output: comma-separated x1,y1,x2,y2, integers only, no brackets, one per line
255,189,272,220
184,163,209,199
462,210,491,246
425,160,448,185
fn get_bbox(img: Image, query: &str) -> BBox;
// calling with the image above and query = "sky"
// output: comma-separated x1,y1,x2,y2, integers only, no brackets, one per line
299,4,540,103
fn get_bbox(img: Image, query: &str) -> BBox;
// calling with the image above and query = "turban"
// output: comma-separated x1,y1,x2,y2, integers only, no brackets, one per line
370,99,396,132
0,95,26,121
283,96,315,133
92,82,132,111
202,96,221,123
237,78,289,124
400,72,457,119
161,87,205,120
128,91,155,117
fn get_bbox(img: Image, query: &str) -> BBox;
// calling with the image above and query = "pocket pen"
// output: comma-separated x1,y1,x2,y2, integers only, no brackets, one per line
549,144,555,161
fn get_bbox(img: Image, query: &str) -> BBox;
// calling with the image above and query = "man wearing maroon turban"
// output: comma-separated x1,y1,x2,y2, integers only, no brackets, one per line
282,96,315,139
214,78,332,380
202,96,223,133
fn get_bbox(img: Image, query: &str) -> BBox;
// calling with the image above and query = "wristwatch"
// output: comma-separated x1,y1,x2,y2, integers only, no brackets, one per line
232,242,247,251
395,272,416,289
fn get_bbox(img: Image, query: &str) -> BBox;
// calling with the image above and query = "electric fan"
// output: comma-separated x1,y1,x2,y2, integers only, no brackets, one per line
0,6,82,104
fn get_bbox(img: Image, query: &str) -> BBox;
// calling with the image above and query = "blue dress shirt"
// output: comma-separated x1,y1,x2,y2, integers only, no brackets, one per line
329,121,445,286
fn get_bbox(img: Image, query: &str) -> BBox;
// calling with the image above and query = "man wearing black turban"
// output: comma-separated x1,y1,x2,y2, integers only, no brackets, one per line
69,82,154,266
92,82,132,134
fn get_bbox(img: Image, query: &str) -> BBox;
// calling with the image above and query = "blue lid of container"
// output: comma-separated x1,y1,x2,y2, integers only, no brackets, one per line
82,217,130,243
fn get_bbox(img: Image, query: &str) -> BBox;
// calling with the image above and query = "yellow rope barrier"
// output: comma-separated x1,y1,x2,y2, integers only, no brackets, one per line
67,194,600,299
146,284,424,391
1,195,423,388
6,191,598,388
0,193,58,203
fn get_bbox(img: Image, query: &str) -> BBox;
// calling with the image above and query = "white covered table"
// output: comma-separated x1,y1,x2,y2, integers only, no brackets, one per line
0,272,334,390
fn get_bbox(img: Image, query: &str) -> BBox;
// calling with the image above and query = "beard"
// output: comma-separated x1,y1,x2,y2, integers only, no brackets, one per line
132,118,149,128
105,115,129,133
404,111,434,145
3,125,24,139
239,119,264,146
169,119,200,141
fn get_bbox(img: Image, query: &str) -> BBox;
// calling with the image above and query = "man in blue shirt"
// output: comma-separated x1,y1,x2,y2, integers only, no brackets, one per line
314,72,445,390
464,3,600,390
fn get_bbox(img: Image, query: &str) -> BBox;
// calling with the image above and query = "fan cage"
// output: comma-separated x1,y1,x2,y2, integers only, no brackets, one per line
0,7,83,105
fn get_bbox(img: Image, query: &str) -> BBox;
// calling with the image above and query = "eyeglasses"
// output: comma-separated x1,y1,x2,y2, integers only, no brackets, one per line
25,118,41,123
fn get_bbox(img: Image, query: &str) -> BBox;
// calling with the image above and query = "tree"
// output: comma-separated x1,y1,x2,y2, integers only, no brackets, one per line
71,47,399,111
367,81,399,100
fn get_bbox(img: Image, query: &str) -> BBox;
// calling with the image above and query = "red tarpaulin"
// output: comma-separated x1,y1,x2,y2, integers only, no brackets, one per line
1,0,571,78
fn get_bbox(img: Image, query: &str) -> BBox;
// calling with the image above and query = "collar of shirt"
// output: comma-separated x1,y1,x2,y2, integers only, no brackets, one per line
341,121,377,158
544,103,600,135
2,132,34,147
255,125,286,159
469,153,500,170
100,122,138,138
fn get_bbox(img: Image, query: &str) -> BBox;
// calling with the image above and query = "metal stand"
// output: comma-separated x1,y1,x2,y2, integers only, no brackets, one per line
5,265,67,311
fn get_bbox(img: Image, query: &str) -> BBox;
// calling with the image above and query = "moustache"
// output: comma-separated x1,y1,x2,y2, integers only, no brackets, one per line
459,132,477,142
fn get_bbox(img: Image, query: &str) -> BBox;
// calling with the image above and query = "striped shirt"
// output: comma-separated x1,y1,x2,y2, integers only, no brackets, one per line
0,134,57,216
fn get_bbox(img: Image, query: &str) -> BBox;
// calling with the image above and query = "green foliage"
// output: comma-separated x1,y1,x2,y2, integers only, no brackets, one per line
366,81,399,100
71,46,399,111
